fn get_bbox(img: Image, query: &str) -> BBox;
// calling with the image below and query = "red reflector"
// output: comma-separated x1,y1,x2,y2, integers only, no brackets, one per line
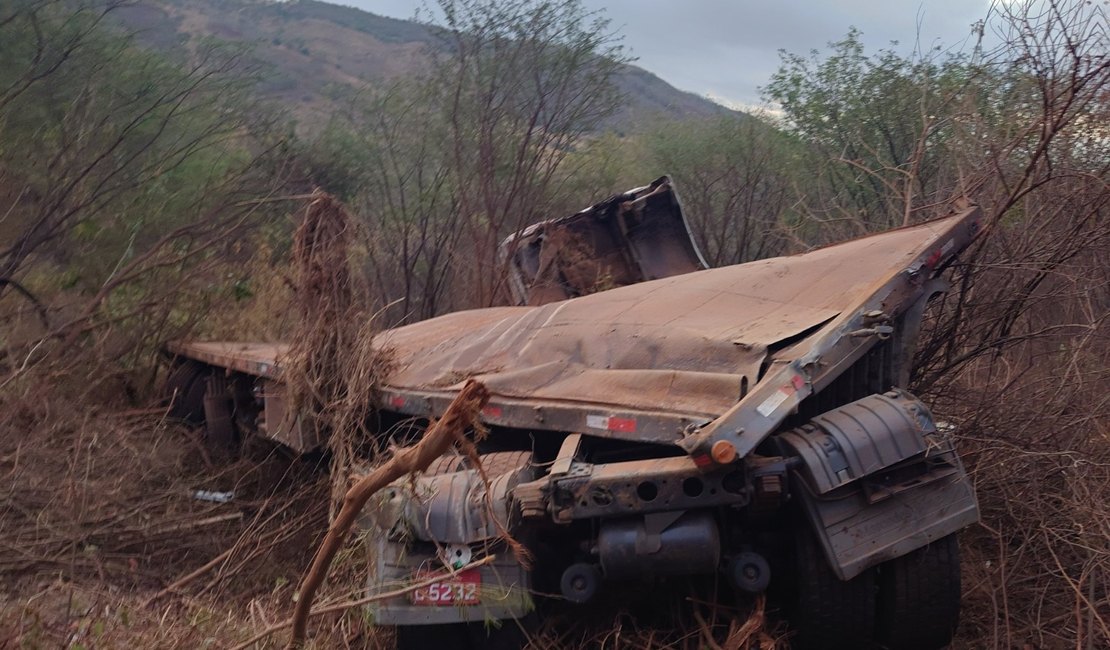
608,417,636,432
390,396,405,408
693,454,713,467
482,405,503,418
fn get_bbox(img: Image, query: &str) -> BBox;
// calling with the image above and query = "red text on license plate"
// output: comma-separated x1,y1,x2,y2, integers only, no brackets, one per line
409,569,481,606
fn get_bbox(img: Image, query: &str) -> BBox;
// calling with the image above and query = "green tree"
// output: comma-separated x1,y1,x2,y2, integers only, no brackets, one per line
306,0,631,321
646,114,798,266
428,0,631,306
764,28,972,231
0,0,288,388
309,84,464,323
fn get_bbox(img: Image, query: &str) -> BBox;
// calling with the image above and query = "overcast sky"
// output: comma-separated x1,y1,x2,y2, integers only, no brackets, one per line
337,1,996,108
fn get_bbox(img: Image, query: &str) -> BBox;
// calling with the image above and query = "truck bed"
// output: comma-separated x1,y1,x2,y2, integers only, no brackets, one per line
168,207,982,449
165,341,285,379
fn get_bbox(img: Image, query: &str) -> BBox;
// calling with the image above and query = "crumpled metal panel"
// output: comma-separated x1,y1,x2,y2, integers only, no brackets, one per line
500,176,707,306
377,215,965,422
168,210,980,443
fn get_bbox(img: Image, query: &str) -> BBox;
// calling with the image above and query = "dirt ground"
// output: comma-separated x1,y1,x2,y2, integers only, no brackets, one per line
0,399,786,649
0,397,346,649
1,389,1104,649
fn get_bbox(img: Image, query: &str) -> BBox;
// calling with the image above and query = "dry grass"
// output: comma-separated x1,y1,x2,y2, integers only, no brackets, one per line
916,195,1110,648
936,343,1110,648
0,390,395,649
283,190,392,520
523,594,785,650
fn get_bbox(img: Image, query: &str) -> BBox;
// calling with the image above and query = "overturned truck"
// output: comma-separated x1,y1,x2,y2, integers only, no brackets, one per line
166,178,981,650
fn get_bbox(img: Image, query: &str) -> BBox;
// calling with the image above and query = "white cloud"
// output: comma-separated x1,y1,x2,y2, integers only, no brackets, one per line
337,0,996,104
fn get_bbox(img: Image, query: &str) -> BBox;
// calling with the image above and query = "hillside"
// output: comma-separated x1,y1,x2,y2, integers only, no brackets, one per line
114,0,735,131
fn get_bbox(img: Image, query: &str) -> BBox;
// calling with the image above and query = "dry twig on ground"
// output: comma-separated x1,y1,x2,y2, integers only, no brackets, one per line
286,379,491,648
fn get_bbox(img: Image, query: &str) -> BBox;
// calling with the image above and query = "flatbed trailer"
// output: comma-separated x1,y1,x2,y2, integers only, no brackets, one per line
165,187,983,650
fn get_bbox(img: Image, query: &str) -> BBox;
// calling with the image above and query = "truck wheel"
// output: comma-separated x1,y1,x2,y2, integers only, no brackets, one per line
165,361,208,425
877,534,960,650
396,623,471,649
469,615,535,649
201,373,239,460
789,527,876,650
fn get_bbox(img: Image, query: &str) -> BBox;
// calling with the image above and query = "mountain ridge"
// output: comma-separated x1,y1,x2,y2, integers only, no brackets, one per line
114,0,738,132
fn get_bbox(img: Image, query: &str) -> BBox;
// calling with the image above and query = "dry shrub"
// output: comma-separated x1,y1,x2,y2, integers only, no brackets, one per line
0,388,344,644
524,592,785,650
200,240,299,343
283,190,392,518
914,181,1110,647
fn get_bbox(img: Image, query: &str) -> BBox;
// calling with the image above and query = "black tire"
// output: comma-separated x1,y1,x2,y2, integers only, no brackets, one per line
396,623,472,649
468,615,535,649
164,361,208,425
877,534,961,650
396,619,531,650
789,526,877,650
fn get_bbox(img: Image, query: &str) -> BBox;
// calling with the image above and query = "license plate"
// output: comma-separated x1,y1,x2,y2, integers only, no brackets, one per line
409,568,481,606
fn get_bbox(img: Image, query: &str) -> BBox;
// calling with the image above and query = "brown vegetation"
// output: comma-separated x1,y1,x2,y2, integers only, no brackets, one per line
1,0,1107,648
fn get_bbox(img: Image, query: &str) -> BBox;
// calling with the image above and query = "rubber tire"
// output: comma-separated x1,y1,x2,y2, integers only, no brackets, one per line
560,562,601,604
165,361,208,425
469,615,535,650
790,527,877,650
877,534,961,650
396,623,471,649
395,620,531,650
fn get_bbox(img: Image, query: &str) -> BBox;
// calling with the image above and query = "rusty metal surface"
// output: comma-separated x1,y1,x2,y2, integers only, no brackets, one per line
258,380,318,452
500,176,707,306
379,209,980,431
165,341,285,379
542,455,751,522
169,207,982,449
678,206,982,462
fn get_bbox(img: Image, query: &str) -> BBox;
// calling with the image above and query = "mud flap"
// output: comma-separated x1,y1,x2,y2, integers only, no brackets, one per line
792,467,978,580
778,391,979,579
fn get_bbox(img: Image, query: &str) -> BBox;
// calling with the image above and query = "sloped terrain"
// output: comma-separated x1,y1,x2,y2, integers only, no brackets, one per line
114,0,734,131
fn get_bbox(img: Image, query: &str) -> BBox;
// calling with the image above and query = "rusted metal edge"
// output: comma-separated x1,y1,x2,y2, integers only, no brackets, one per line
378,387,711,445
678,206,984,465
163,342,283,379
161,340,711,445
